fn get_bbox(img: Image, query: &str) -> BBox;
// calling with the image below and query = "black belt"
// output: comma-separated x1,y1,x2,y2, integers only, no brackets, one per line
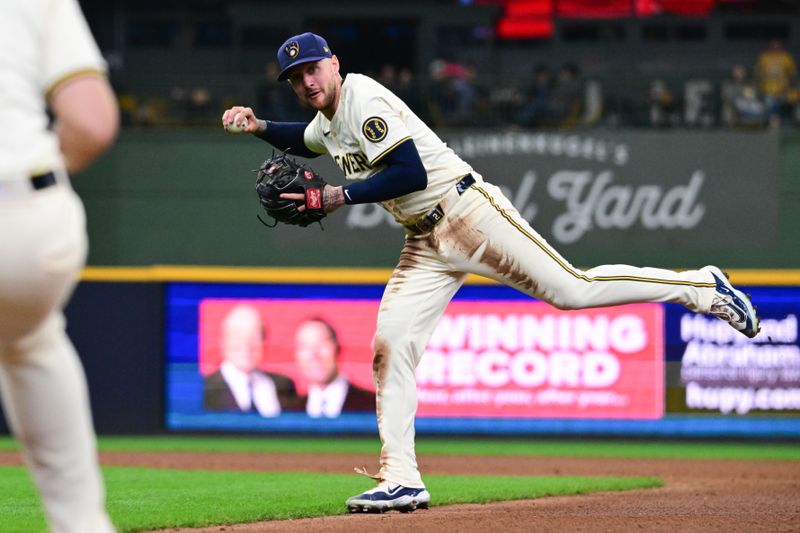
31,171,57,190
405,174,475,234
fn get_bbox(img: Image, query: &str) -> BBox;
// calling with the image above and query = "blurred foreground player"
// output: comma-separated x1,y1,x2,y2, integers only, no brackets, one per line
0,0,119,531
222,32,761,513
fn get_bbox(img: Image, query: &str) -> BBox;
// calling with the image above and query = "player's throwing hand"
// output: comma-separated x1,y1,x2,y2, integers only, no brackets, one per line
221,106,261,134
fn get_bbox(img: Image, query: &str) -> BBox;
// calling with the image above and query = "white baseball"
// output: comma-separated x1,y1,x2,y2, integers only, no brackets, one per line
227,113,249,133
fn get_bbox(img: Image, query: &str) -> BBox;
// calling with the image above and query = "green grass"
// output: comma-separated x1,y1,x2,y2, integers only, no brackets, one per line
1,435,793,461
0,465,662,533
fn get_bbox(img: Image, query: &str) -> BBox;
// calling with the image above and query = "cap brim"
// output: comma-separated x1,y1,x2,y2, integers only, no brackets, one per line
277,55,329,81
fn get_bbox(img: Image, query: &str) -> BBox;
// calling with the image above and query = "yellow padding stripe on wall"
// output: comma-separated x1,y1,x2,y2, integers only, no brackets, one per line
81,266,396,284
80,266,800,286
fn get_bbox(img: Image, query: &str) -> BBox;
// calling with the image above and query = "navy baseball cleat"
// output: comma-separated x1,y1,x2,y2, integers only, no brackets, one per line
704,266,761,338
346,482,431,513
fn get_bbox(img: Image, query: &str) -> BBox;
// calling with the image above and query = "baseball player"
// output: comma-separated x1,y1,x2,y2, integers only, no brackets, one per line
222,32,760,513
0,0,118,531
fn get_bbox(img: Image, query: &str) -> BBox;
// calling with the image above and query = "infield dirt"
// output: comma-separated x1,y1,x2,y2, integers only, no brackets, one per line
2,450,797,532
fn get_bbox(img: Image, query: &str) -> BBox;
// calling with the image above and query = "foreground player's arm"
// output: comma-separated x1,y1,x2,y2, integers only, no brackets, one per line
50,74,119,174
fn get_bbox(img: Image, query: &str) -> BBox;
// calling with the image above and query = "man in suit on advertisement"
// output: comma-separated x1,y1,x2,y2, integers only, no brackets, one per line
294,317,375,417
204,304,299,416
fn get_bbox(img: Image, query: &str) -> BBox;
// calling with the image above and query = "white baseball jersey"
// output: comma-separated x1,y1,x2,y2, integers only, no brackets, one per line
0,1,115,532
303,73,474,224
0,0,106,177
316,76,725,494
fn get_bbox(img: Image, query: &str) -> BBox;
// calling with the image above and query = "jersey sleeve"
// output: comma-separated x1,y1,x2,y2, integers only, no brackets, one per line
355,95,412,166
303,114,329,155
42,0,107,98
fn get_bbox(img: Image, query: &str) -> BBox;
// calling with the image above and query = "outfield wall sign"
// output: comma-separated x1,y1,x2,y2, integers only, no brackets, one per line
188,299,663,421
337,130,779,249
666,302,800,415
416,302,663,419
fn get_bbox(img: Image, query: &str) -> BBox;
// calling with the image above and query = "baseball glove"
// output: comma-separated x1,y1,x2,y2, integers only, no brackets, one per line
254,152,328,228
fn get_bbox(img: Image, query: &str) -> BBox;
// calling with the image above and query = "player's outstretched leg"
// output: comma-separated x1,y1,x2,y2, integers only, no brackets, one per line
443,181,761,339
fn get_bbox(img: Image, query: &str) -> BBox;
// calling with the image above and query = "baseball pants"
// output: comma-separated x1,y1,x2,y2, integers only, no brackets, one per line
0,183,115,533
373,178,717,488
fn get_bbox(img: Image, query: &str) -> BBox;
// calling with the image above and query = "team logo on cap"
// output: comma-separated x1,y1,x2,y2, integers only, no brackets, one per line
285,41,300,58
362,117,388,143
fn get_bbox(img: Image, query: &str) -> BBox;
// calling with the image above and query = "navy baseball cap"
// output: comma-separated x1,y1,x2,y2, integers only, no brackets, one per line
276,32,333,81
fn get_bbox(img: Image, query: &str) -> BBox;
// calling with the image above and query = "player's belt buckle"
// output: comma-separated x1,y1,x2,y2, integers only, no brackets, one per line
412,205,444,234
0,171,59,199
406,174,475,234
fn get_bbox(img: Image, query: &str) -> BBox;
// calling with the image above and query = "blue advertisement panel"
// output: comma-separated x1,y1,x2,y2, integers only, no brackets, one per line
665,287,800,416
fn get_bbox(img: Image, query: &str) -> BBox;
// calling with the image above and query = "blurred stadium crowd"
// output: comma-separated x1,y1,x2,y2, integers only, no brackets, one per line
115,42,799,131
83,0,800,130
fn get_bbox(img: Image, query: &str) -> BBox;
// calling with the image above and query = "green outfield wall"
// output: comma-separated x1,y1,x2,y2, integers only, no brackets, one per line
74,129,800,268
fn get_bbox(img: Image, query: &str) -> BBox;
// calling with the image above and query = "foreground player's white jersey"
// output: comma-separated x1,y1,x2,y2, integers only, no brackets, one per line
304,73,474,225
0,0,106,177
